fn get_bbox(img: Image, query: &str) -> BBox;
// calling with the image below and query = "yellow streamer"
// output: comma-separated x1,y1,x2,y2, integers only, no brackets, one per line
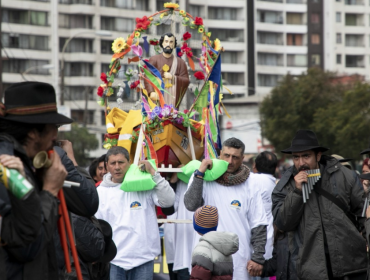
223,86,233,95
220,102,231,118
141,88,156,109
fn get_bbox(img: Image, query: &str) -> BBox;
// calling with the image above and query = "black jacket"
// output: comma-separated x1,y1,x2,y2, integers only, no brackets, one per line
0,134,59,280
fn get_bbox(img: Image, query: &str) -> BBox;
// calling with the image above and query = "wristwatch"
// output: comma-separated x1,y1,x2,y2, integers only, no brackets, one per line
194,169,205,179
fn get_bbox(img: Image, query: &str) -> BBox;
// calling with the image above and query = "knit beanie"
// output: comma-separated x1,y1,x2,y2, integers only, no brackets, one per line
193,205,219,235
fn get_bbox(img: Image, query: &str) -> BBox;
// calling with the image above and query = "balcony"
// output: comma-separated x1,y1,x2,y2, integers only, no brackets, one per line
286,0,306,3
345,0,364,5
100,0,150,10
257,74,282,87
257,0,283,2
59,0,93,4
286,12,305,25
257,31,283,45
345,55,364,67
257,10,283,24
345,34,364,47
287,54,307,67
345,13,364,26
287,33,305,46
257,52,284,66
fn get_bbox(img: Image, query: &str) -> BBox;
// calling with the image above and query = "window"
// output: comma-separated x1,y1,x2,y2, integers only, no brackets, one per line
311,34,320,44
189,5,203,18
257,74,282,87
311,54,321,66
59,14,93,29
59,0,93,4
336,33,342,43
71,110,94,124
60,38,93,53
208,7,237,20
257,31,283,45
286,13,304,25
345,55,364,67
336,54,342,64
64,62,94,76
287,54,307,67
1,33,48,50
100,0,149,10
101,17,135,32
221,73,245,85
64,86,95,101
287,33,303,46
3,59,50,74
311,13,320,24
257,53,283,66
208,29,244,42
345,34,364,47
222,52,240,64
2,9,48,26
336,12,341,22
257,10,283,24
345,14,357,26
101,40,113,54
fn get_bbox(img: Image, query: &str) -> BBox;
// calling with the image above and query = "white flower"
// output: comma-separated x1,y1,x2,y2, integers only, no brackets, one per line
117,98,123,104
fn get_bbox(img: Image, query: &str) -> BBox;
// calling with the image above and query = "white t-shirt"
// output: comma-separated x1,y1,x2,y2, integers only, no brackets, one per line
164,213,176,264
252,173,276,259
188,173,268,280
95,173,161,270
173,181,194,272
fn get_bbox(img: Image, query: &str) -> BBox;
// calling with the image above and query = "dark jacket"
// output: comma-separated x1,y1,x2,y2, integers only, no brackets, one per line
0,134,59,280
272,155,367,280
190,231,239,280
261,234,297,280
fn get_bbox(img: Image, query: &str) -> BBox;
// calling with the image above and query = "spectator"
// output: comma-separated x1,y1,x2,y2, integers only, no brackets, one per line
95,146,175,280
0,81,71,279
190,205,239,280
184,137,268,279
331,154,353,170
89,154,107,185
252,151,278,280
362,158,370,193
272,129,367,279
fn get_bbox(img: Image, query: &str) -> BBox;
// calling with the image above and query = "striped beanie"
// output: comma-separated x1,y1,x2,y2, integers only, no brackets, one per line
193,205,219,235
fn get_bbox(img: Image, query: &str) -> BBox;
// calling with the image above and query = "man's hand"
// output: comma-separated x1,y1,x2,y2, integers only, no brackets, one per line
163,72,173,80
0,155,26,177
138,160,156,176
247,260,263,277
59,140,78,166
294,171,308,190
199,159,213,173
43,149,67,197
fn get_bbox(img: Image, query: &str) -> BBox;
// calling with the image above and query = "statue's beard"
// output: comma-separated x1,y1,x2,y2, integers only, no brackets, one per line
163,46,173,54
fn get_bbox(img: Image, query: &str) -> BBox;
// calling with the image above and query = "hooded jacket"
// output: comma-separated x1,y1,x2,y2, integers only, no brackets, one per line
190,231,239,280
272,155,367,280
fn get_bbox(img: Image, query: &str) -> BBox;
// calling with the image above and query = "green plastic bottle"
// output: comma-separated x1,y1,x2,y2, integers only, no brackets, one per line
0,164,34,200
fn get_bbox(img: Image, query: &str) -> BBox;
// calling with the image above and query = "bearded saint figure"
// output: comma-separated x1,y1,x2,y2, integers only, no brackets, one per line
145,32,190,108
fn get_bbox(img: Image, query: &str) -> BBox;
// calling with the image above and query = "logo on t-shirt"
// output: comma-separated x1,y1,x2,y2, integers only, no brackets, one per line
130,201,142,210
230,200,241,210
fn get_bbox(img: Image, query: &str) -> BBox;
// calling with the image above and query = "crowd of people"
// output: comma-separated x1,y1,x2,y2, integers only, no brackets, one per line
1,81,370,280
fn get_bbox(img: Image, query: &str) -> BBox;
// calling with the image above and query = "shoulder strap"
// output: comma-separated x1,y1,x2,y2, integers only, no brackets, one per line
314,185,355,224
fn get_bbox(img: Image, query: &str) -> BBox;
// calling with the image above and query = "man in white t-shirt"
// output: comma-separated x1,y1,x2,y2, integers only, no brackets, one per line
184,137,268,280
95,146,175,280
252,151,278,280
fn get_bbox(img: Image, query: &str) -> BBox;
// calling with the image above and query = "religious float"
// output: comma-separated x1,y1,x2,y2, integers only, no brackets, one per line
97,2,232,172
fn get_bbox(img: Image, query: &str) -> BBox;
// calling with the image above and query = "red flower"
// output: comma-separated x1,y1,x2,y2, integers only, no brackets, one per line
149,39,158,45
208,50,215,58
194,17,203,26
177,51,183,57
194,71,205,80
97,86,104,97
136,16,151,30
181,42,188,49
100,73,108,84
183,32,191,41
186,51,193,58
130,80,140,89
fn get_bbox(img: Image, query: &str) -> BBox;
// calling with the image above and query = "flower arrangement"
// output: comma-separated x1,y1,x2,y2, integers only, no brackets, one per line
182,32,191,41
149,39,159,45
179,43,193,58
194,17,203,26
144,105,192,130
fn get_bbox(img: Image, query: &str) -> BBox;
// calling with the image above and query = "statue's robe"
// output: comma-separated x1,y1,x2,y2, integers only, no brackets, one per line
145,54,190,108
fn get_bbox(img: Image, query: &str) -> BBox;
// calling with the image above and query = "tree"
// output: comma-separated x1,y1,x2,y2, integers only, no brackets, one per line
260,68,370,160
58,123,99,166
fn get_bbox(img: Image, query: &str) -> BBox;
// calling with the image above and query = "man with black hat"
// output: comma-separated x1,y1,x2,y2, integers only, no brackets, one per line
0,81,72,279
272,129,367,280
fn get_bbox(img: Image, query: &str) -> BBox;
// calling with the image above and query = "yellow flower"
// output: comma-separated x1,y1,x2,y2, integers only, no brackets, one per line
160,12,168,19
214,38,221,51
135,31,141,38
149,17,153,21
198,27,204,33
112,37,127,54
179,10,186,16
164,2,179,9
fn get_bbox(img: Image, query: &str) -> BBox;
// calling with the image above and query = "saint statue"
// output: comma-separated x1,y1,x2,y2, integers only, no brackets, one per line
145,33,190,108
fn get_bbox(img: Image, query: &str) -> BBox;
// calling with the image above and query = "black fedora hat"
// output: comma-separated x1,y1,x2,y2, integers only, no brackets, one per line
0,82,73,125
281,129,329,154
98,219,117,263
360,138,370,155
